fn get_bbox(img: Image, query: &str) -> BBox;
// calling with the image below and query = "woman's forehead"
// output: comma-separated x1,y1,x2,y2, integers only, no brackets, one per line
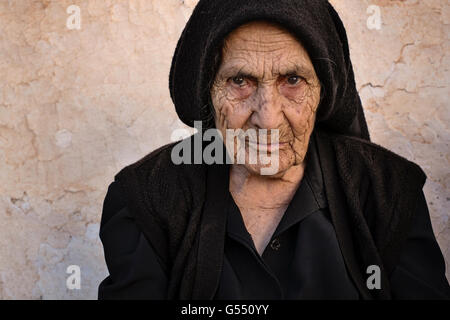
219,21,315,76
222,21,310,59
224,21,301,48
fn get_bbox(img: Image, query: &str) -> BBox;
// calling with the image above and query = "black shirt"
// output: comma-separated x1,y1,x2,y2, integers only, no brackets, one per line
98,136,450,299
214,135,359,299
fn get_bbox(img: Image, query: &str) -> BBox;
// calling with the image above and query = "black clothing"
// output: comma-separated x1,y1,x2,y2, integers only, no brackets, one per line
98,200,168,299
214,135,359,299
98,0,450,300
98,131,450,299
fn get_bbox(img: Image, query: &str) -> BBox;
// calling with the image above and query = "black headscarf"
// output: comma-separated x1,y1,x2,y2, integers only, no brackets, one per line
169,0,370,140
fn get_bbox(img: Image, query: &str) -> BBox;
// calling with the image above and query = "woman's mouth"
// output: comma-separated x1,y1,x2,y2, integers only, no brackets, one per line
246,140,288,152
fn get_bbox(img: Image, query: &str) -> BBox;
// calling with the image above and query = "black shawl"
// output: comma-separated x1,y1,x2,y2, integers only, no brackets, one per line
115,0,429,299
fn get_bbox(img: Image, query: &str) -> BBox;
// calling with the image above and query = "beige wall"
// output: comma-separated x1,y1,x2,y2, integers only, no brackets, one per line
0,0,448,299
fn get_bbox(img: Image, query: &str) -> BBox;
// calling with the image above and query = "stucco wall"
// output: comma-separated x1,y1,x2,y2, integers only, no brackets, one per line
0,0,448,299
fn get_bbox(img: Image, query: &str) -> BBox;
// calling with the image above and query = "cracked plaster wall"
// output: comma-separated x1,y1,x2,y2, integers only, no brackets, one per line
0,0,448,299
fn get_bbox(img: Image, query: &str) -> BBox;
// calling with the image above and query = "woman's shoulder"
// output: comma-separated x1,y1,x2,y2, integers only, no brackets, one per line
100,180,127,230
315,129,433,278
316,129,427,187
107,137,208,231
99,139,204,269
115,136,208,188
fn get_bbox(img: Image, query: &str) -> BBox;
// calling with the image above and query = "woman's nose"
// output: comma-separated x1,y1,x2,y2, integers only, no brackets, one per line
249,85,284,130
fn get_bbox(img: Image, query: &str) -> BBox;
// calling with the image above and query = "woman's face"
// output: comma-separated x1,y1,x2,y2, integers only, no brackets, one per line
211,21,321,177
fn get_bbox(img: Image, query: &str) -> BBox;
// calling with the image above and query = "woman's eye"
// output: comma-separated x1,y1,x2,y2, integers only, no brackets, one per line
231,76,246,86
287,75,302,85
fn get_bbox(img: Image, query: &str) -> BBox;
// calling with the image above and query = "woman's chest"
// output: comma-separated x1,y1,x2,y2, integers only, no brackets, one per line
238,206,288,255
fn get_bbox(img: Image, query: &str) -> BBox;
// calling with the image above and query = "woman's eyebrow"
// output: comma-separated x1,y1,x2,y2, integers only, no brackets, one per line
219,63,314,79
281,64,314,78
219,65,247,77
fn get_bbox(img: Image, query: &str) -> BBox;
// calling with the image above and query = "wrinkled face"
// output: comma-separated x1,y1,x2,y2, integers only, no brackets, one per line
211,21,321,177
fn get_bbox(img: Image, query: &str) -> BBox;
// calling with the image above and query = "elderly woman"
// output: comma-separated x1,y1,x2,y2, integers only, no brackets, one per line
98,0,449,299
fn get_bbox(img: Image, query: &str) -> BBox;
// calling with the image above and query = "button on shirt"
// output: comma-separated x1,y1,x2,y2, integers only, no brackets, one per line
213,136,360,299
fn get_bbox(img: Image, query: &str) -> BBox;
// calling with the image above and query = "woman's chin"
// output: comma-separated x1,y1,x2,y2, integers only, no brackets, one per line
241,156,295,177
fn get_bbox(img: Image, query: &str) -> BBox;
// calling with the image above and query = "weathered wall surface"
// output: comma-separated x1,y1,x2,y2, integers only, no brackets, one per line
0,0,448,299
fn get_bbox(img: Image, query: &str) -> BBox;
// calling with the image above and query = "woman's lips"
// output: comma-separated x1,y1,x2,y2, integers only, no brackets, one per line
246,140,288,152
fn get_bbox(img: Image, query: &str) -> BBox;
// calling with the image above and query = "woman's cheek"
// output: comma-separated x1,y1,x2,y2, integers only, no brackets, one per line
279,82,307,103
228,85,254,101
224,105,251,130
282,87,318,137
218,92,254,128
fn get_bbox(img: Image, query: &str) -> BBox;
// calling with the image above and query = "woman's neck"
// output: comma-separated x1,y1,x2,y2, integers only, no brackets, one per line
229,162,306,210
